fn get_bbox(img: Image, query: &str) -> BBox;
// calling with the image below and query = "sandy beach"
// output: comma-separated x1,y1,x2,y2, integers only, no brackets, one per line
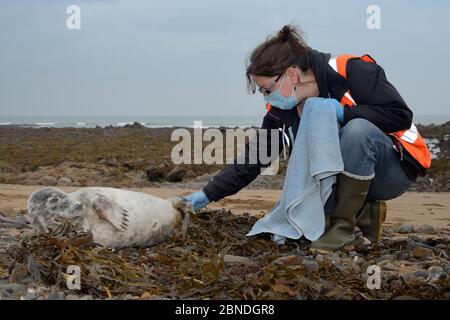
0,124,448,300
1,184,448,230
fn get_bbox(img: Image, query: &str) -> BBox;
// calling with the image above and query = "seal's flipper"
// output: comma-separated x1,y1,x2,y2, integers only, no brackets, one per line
92,193,129,232
168,196,195,216
168,196,194,240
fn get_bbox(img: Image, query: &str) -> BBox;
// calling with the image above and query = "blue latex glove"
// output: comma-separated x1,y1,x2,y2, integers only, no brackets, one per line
184,191,210,211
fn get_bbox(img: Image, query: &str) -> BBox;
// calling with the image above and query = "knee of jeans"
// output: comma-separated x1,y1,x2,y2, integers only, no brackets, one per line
340,118,379,144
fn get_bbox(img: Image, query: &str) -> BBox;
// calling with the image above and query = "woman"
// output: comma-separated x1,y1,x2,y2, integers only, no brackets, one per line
184,24,431,251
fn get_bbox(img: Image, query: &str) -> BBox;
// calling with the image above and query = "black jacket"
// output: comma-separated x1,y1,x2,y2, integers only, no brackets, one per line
203,49,422,202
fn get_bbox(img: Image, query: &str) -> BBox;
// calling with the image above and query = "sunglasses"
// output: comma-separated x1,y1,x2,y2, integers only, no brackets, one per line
255,73,283,95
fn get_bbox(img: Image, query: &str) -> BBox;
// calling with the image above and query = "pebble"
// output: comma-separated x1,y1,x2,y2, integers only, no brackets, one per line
382,263,399,271
65,294,80,300
80,295,94,300
427,266,446,282
314,254,325,263
46,291,65,300
412,247,434,259
401,272,425,284
324,252,341,265
412,270,429,279
397,224,414,234
301,260,320,271
272,255,301,266
223,255,254,265
375,254,395,263
415,225,435,234
57,177,72,186
22,293,37,300
0,283,28,296
396,250,412,260
140,292,152,299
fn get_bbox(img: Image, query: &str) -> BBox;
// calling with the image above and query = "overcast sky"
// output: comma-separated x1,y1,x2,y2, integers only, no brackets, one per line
0,0,449,118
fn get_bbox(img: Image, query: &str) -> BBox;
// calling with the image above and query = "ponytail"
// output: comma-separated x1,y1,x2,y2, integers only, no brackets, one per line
246,24,312,93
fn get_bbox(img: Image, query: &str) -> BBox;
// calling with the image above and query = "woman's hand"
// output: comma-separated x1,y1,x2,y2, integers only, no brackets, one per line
184,191,210,211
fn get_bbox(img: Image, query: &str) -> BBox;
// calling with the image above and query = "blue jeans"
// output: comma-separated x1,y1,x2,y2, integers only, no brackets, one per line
324,118,413,213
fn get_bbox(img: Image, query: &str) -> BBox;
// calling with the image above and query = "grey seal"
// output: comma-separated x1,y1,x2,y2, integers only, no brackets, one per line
27,187,193,248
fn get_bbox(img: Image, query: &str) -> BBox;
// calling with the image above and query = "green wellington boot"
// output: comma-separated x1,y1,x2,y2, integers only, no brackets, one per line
311,173,371,253
355,200,387,243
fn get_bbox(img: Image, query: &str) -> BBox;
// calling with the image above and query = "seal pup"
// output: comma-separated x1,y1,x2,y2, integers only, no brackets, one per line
27,187,193,248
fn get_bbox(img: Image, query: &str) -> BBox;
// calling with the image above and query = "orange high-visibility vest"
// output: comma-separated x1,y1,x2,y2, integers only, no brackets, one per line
328,54,431,170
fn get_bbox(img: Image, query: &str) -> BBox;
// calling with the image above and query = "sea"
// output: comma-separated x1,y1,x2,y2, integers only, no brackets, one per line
0,115,448,128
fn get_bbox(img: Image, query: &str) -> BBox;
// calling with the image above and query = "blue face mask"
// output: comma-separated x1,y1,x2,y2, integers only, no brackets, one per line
264,75,299,110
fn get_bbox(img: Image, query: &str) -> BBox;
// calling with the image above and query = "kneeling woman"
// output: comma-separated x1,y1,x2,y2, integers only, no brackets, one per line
185,24,431,251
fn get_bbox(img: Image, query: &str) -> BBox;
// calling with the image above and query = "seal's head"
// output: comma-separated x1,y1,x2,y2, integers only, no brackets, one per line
27,187,84,235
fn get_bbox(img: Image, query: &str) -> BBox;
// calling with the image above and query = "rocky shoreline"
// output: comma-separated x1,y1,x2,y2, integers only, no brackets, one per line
0,122,448,192
0,210,448,300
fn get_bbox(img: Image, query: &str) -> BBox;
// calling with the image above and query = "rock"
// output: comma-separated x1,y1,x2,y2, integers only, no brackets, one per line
57,177,72,186
140,292,153,299
125,170,146,180
301,260,320,271
124,122,144,129
224,255,253,265
314,254,325,263
397,224,414,234
272,255,302,266
396,250,412,261
375,254,395,263
105,157,119,166
382,263,399,271
0,283,28,296
412,270,429,279
40,175,58,186
185,170,196,179
46,291,65,300
427,266,446,282
145,166,165,182
22,293,37,300
65,294,80,300
80,295,94,300
415,224,435,234
412,247,434,259
165,166,187,182
10,264,29,283
324,252,341,265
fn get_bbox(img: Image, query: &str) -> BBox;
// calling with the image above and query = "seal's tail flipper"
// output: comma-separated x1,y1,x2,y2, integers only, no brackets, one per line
92,193,129,232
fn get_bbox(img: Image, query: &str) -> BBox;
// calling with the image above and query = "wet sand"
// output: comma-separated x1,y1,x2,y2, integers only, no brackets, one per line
1,184,448,229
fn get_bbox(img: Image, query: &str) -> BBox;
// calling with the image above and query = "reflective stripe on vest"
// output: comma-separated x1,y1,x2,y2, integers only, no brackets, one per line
328,54,432,170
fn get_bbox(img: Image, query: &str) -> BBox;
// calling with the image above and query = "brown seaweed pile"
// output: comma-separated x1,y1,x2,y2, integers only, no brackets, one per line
2,209,449,300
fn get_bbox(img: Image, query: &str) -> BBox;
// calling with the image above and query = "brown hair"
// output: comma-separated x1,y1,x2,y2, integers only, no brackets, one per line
246,24,312,93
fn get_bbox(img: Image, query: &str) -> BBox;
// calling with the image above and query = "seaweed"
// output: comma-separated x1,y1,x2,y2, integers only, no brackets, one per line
4,209,449,300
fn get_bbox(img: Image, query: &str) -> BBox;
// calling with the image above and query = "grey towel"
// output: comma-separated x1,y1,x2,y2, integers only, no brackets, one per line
247,97,344,243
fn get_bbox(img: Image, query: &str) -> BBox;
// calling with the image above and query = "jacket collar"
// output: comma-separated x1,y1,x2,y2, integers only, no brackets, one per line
309,49,348,99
